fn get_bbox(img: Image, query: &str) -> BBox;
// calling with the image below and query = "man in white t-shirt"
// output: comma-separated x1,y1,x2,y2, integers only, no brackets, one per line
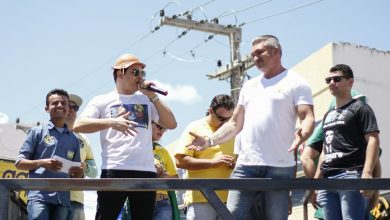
73,53,177,220
187,35,315,220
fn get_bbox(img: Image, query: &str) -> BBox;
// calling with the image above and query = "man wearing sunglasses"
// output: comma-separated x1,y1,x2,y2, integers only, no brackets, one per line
73,53,177,220
312,64,380,220
175,94,235,220
186,35,315,220
66,94,98,220
300,89,381,218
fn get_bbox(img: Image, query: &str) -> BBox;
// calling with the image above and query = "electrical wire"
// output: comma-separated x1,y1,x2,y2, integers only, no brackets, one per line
150,1,182,33
18,0,327,121
239,0,325,27
212,9,239,30
212,37,230,47
12,31,158,118
143,0,327,90
61,1,185,93
197,0,216,9
147,45,207,77
143,27,192,63
189,34,216,56
179,0,276,68
16,9,167,119
192,53,221,62
188,0,216,16
217,0,273,19
165,51,211,63
63,1,195,98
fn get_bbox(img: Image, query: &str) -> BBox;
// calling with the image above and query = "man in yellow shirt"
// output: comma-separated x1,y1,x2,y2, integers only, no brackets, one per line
175,94,235,220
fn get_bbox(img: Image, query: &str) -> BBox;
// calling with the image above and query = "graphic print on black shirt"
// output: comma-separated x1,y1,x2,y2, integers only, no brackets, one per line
322,110,346,163
321,99,379,173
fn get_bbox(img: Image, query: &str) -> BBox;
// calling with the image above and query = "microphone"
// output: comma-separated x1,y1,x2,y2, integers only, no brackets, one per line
146,84,168,96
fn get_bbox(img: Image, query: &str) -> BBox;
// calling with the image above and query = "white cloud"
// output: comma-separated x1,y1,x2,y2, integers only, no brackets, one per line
151,80,202,104
0,112,9,124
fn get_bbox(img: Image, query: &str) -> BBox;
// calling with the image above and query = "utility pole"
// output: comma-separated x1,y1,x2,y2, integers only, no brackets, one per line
160,16,253,104
207,55,254,103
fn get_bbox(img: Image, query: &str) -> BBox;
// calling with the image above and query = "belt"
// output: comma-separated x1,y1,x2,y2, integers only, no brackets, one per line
323,168,362,178
71,201,84,206
156,193,169,201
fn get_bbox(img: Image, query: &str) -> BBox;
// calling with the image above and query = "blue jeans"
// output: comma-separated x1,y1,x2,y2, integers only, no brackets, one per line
154,199,172,220
186,203,222,220
226,164,294,220
317,170,368,220
27,200,70,220
68,201,85,220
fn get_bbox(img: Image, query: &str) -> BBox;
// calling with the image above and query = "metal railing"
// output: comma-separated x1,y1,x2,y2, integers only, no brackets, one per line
1,178,390,220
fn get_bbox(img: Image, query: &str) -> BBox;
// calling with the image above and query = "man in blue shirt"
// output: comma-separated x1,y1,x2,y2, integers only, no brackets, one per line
15,88,83,220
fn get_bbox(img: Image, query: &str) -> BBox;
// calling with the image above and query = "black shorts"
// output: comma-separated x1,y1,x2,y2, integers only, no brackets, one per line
306,140,322,154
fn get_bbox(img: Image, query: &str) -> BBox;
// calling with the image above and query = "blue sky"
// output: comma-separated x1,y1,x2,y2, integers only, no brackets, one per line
2,0,389,173
1,0,389,218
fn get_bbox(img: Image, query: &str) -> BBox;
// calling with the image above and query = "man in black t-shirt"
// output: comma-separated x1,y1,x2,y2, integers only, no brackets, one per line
313,64,380,220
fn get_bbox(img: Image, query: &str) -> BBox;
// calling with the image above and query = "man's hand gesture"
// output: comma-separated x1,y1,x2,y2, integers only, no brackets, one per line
110,111,138,136
186,132,209,151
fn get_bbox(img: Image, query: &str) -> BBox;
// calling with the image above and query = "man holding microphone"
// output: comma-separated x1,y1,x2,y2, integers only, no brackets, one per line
74,53,177,220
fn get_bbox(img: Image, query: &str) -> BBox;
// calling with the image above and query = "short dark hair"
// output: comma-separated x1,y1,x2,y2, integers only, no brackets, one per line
206,94,235,116
113,67,131,83
113,70,117,82
329,64,354,79
113,69,120,82
46,88,69,107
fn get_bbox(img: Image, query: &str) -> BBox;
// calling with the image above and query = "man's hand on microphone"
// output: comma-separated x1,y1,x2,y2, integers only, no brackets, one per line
139,79,168,96
139,80,156,97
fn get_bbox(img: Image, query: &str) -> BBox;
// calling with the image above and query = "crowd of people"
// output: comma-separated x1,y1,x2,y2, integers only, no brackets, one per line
15,34,380,220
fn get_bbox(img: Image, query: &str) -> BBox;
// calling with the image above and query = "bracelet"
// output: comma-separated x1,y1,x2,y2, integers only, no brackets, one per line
149,95,159,103
207,137,214,147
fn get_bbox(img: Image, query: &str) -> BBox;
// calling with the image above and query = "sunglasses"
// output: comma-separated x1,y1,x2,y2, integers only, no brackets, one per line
132,69,146,78
152,121,167,132
325,76,349,84
214,111,231,123
69,104,79,112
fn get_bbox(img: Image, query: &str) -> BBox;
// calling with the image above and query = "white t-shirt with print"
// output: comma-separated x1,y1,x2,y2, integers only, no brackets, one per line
237,70,313,167
80,91,159,172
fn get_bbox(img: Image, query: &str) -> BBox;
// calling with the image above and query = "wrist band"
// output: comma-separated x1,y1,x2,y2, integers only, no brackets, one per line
84,162,90,174
208,138,214,147
149,95,159,103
